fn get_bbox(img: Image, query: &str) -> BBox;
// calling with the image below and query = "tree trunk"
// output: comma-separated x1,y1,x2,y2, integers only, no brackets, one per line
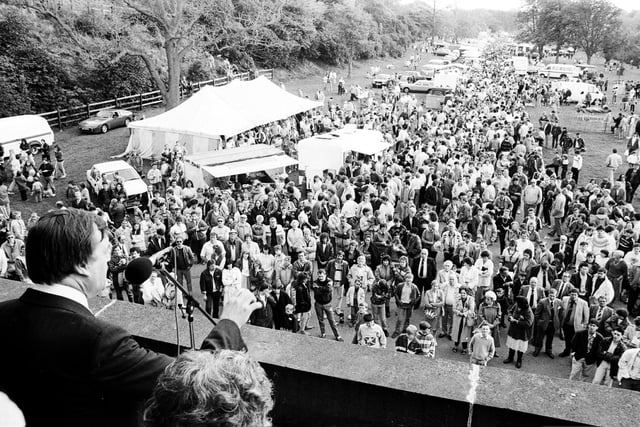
348,57,353,78
586,53,592,65
164,40,181,110
555,43,560,64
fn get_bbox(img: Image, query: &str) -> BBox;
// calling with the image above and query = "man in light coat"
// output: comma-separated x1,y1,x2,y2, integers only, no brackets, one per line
559,288,590,357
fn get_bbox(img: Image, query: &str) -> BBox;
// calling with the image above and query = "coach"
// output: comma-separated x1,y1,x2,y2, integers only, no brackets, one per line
0,209,261,427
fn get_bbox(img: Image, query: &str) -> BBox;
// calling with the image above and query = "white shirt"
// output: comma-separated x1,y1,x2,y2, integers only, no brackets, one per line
31,284,90,312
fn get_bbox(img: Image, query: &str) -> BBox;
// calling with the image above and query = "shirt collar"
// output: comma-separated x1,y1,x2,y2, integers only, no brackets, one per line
31,284,90,312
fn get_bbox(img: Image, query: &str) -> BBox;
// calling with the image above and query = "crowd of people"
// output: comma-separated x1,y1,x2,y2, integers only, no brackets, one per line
2,43,640,395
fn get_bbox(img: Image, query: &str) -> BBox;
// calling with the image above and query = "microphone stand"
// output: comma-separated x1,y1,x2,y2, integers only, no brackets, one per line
157,267,216,351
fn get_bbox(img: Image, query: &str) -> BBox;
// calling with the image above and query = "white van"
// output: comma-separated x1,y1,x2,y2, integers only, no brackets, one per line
539,64,580,79
550,81,604,104
511,56,529,76
0,115,55,156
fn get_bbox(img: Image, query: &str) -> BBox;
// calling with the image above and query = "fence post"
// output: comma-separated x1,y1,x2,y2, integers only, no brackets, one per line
139,93,143,110
86,103,91,118
114,97,118,108
57,110,63,130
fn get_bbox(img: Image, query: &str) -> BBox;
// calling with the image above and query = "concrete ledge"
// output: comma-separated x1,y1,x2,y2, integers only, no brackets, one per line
2,280,638,426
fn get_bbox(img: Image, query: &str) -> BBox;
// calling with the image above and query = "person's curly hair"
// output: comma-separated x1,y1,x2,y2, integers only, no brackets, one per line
144,350,273,427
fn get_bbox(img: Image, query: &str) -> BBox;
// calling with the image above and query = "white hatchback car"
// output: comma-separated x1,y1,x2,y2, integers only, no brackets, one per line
87,160,147,206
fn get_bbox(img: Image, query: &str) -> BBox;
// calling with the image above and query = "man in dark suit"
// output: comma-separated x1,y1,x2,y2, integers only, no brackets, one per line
402,206,419,234
554,271,576,299
140,184,155,212
224,229,243,268
147,228,169,256
0,209,261,427
571,263,593,301
526,260,557,290
533,288,563,358
519,277,546,310
589,296,615,335
551,235,572,268
411,249,436,296
570,320,603,382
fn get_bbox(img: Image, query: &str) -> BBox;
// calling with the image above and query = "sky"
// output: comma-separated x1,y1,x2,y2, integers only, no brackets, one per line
410,0,638,11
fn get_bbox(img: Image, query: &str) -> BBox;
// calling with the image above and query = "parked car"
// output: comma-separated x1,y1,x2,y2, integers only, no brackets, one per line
401,71,431,83
78,109,134,134
371,73,394,88
400,79,435,93
434,47,452,57
538,64,580,79
87,160,147,207
426,59,451,70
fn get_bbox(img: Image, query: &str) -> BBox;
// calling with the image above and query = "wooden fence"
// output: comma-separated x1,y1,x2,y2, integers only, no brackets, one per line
39,69,274,130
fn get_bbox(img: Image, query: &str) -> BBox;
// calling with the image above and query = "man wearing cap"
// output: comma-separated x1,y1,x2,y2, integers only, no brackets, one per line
569,319,603,382
224,230,243,268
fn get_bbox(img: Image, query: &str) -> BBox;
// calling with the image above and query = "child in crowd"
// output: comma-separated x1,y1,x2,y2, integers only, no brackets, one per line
413,321,437,358
395,324,418,354
281,304,300,333
469,322,496,366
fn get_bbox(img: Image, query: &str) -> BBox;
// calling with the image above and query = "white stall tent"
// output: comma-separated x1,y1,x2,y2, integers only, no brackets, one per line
297,128,388,182
125,76,321,159
184,144,298,188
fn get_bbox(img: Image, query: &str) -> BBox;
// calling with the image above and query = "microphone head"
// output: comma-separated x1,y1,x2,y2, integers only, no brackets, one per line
125,257,154,285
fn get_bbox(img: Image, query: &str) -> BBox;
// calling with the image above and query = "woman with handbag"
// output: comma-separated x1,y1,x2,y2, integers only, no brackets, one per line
424,283,445,337
451,287,476,355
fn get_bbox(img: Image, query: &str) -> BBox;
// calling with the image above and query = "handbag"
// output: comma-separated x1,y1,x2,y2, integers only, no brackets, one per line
424,308,438,321
466,313,476,327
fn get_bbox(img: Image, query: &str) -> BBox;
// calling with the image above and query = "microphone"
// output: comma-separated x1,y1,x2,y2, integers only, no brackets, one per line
123,254,217,341
124,257,154,285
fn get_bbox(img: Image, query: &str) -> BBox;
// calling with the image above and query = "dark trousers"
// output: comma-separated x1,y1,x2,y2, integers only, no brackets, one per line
627,287,640,316
571,167,580,183
205,291,222,318
562,324,576,353
533,323,555,351
315,302,340,338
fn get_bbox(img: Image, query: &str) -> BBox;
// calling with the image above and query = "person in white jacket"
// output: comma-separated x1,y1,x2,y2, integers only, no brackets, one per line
141,271,166,307
221,261,242,295
591,268,615,305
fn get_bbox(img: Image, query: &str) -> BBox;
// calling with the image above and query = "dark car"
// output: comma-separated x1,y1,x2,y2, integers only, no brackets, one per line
78,109,134,134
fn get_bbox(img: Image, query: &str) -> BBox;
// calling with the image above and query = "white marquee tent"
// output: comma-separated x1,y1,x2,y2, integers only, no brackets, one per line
297,128,389,183
125,76,321,159
184,144,298,188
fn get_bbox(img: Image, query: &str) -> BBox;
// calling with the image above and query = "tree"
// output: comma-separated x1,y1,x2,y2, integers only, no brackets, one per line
516,0,546,57
19,0,282,110
538,0,573,64
567,0,621,64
